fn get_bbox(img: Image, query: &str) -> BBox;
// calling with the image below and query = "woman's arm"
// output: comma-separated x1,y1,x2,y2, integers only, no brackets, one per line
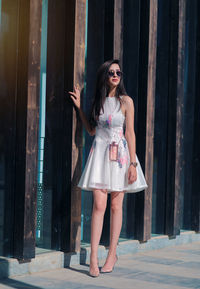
123,95,137,184
68,85,96,136
124,96,136,162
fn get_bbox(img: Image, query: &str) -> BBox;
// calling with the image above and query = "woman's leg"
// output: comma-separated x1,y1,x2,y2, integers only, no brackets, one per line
90,189,108,275
101,191,124,272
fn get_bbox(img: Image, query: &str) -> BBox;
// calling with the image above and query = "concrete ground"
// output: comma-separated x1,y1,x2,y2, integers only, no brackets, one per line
0,241,199,289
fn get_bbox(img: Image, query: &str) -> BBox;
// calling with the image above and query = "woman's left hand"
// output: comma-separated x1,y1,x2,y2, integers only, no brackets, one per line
128,165,137,184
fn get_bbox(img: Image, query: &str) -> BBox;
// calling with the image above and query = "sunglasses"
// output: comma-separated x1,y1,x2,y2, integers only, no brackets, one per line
108,70,123,78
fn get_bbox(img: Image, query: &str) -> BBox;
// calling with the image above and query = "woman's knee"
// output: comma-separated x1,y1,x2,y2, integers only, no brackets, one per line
93,189,107,214
93,200,107,214
110,192,124,213
111,202,122,213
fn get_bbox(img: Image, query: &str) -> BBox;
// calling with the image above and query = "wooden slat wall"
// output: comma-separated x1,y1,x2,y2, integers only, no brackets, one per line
62,0,200,248
14,0,42,259
4,0,199,259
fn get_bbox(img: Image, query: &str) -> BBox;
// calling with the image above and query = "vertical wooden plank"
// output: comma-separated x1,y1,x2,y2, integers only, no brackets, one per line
143,0,158,241
14,0,42,259
174,0,186,234
165,0,186,237
70,0,86,252
113,0,123,61
23,0,42,257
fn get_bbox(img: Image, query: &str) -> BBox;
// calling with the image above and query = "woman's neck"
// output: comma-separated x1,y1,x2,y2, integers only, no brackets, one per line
108,87,117,97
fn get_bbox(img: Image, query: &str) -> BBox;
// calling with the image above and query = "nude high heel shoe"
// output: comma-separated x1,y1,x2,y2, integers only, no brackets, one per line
89,259,100,277
89,268,100,278
100,255,118,273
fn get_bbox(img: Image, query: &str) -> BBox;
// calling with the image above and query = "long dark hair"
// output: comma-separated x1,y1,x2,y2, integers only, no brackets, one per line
89,59,127,128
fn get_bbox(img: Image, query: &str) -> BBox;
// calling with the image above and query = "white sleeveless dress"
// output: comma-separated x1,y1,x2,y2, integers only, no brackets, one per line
78,96,148,193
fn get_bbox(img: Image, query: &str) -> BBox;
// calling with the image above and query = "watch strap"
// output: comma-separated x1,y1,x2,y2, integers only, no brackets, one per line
130,161,138,168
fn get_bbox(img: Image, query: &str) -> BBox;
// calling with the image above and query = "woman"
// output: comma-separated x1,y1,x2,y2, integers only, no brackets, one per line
69,59,147,277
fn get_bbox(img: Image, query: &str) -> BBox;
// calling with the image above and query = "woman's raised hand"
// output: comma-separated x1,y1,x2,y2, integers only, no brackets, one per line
68,85,81,110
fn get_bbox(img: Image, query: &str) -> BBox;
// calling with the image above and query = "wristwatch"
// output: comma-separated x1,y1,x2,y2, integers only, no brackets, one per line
130,161,138,168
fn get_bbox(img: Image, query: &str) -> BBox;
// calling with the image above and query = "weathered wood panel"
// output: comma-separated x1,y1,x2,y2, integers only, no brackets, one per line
143,0,158,241
14,0,42,259
174,0,186,234
113,0,123,61
70,0,87,252
165,0,186,237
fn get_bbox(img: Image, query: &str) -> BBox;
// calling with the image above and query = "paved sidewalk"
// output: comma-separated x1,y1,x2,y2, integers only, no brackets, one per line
0,241,200,289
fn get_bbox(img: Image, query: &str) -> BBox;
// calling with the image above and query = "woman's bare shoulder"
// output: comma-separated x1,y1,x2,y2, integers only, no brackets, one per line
121,95,134,107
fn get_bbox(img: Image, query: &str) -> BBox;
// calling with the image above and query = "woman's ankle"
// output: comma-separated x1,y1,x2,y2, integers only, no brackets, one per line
90,252,98,262
107,249,117,258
